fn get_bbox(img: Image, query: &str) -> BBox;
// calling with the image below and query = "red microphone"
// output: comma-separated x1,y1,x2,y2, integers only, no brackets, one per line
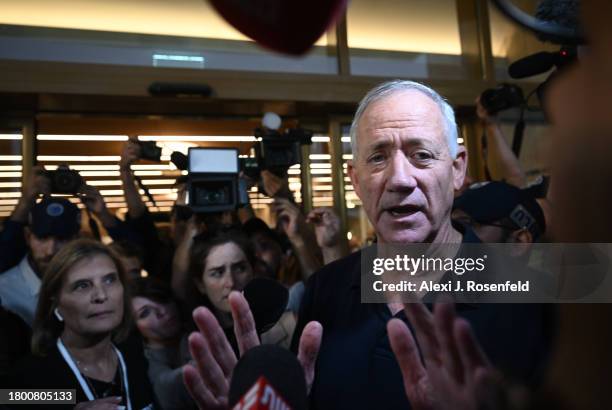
232,376,291,410
228,345,306,410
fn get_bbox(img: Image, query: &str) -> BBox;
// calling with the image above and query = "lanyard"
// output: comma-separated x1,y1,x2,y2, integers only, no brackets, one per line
57,338,132,410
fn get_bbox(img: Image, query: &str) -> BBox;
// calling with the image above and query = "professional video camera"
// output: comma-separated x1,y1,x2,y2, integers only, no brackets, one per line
242,127,313,179
186,147,241,213
43,164,84,194
138,140,163,162
479,83,525,115
239,113,313,180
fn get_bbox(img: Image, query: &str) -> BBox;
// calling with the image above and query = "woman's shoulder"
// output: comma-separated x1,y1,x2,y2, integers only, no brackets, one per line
11,345,72,388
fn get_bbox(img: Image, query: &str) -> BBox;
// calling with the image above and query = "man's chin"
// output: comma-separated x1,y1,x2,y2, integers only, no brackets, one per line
377,227,430,244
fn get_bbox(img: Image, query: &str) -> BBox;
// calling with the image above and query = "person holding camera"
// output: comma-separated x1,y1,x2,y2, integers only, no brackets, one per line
476,95,527,189
0,195,81,327
0,165,50,272
119,137,174,281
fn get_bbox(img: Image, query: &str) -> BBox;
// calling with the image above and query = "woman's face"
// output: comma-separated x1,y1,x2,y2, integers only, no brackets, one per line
197,242,253,313
57,254,124,338
132,297,181,346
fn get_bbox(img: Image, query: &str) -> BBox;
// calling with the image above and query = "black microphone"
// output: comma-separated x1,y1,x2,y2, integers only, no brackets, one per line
228,345,307,410
243,278,289,335
508,51,556,79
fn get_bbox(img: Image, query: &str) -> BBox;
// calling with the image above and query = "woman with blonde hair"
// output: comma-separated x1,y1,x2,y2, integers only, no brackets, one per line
9,238,155,410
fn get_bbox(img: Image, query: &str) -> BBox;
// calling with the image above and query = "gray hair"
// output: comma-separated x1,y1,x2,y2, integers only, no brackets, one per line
349,80,459,159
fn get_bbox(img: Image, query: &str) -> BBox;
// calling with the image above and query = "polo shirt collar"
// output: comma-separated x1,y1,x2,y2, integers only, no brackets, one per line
19,256,41,296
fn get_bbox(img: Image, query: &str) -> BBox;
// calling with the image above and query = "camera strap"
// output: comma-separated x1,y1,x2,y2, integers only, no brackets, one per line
511,111,526,157
133,174,158,211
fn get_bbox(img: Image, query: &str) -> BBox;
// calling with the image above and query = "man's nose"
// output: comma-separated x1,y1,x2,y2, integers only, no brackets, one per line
386,151,417,192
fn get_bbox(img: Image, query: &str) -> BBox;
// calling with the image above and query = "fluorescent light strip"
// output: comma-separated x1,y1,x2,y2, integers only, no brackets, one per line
0,166,21,171
0,134,23,140
0,182,21,188
0,172,21,178
342,154,353,160
312,136,330,143
37,135,129,141
309,154,331,160
0,199,18,205
87,181,122,186
341,137,351,143
44,165,119,171
138,135,256,142
139,179,175,185
310,163,332,169
311,169,332,174
37,155,121,161
0,155,22,161
0,211,11,217
0,205,16,211
0,192,21,198
131,165,175,170
313,185,333,191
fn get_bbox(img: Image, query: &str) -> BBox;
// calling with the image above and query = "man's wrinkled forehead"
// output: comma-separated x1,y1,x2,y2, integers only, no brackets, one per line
357,91,447,151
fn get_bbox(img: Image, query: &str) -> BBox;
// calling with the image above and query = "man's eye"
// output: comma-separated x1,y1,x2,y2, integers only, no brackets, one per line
413,151,433,161
367,153,386,163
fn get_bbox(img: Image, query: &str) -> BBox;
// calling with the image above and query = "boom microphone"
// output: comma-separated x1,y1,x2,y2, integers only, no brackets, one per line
229,345,307,410
508,51,555,79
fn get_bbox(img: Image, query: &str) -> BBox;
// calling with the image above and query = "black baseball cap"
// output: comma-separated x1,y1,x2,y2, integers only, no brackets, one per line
453,181,546,238
29,197,81,239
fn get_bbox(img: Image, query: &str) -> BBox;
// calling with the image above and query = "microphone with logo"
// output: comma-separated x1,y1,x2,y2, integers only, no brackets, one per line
228,344,307,410
243,277,289,335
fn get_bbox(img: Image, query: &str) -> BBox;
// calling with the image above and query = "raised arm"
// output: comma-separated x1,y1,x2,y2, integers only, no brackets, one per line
477,97,527,188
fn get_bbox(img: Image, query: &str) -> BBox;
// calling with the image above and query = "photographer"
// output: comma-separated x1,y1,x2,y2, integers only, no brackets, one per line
272,197,323,281
119,138,173,280
0,196,80,326
306,207,350,265
0,165,50,272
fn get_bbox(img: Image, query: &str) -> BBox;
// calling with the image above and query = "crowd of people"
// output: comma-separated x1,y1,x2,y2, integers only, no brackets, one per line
3,10,611,402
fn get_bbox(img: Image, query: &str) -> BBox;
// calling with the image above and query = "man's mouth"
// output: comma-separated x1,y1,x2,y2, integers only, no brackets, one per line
385,205,420,217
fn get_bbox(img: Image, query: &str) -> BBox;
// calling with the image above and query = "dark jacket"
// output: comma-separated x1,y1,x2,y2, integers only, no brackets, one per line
8,340,156,410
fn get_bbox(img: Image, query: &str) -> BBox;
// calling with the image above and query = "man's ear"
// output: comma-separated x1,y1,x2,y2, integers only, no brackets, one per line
509,228,533,258
24,226,33,244
347,160,362,200
512,228,533,245
452,146,468,191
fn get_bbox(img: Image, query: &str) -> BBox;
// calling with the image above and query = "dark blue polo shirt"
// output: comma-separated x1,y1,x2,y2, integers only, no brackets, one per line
292,228,554,410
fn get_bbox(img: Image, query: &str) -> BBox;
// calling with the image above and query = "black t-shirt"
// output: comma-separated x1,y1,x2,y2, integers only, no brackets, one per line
8,340,156,410
291,228,555,410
